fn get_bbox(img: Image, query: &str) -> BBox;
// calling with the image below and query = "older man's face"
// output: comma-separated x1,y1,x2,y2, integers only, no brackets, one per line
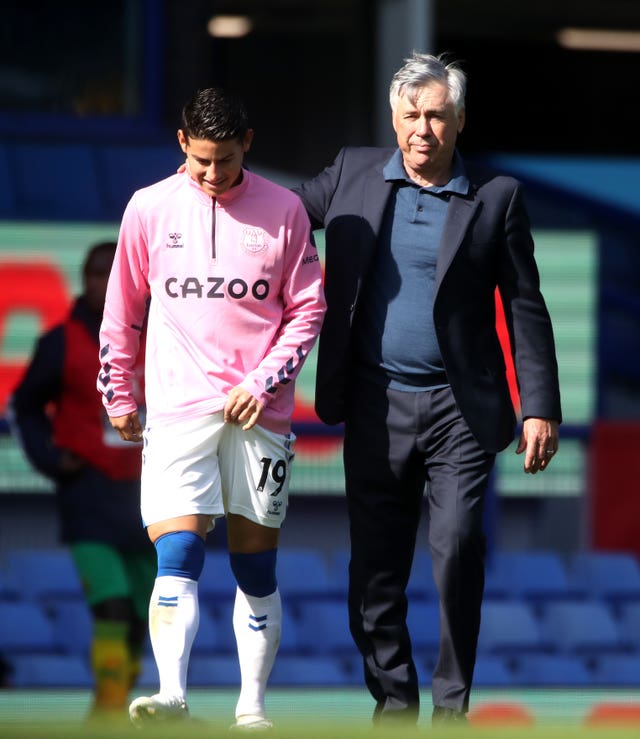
392,81,465,187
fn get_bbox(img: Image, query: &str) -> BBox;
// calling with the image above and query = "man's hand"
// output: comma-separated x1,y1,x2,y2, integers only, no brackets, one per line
109,411,143,443
224,387,263,431
516,417,559,474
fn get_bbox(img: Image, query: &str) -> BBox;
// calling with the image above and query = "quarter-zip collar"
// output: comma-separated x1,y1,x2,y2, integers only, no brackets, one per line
185,167,251,207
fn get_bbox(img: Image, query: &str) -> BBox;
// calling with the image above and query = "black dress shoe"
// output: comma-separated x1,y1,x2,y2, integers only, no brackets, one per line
432,706,468,725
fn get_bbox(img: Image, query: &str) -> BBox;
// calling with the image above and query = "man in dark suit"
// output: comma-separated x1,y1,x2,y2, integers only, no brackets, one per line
294,52,561,725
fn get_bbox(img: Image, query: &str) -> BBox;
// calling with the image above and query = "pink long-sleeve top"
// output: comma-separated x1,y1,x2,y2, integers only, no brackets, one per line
98,169,326,435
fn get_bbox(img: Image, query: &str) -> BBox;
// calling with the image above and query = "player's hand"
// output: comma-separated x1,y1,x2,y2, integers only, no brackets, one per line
224,387,263,431
109,411,144,443
516,417,559,474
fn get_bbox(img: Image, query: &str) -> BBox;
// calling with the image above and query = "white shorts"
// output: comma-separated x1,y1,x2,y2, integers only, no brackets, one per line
140,413,295,530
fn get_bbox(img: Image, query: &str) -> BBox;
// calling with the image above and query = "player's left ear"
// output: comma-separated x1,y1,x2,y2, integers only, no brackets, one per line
457,109,466,134
242,129,254,153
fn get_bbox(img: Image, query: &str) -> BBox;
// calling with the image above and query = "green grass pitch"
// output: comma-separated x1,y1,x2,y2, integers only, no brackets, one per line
2,688,640,738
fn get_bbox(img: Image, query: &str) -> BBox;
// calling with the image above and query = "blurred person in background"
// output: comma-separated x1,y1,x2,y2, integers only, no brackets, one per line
99,87,325,731
294,52,562,726
9,241,154,721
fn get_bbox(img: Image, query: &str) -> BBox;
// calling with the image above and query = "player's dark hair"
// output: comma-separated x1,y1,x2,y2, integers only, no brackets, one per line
181,87,250,143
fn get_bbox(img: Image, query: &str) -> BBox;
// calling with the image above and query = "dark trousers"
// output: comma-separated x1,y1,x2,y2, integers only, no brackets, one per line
343,380,495,721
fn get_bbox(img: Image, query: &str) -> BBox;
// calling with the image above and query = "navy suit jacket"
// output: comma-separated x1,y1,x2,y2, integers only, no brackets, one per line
294,147,561,453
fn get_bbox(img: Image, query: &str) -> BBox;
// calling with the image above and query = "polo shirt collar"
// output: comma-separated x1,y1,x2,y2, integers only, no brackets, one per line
383,148,469,196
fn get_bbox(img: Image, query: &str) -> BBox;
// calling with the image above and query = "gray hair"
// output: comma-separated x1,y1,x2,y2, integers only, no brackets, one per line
389,52,466,114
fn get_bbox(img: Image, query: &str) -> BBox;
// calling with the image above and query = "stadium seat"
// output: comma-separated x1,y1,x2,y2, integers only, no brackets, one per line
295,601,356,656
593,654,640,687
10,654,93,688
483,556,512,600
489,550,579,603
407,550,439,600
0,602,58,654
198,551,238,604
568,551,640,605
137,656,158,687
49,601,93,654
188,655,241,686
618,602,640,649
0,570,19,601
472,655,515,687
541,601,628,655
5,548,84,604
477,601,551,654
95,144,180,220
0,143,16,217
406,600,440,655
276,548,332,600
10,143,104,220
269,655,348,686
514,654,593,686
327,549,350,596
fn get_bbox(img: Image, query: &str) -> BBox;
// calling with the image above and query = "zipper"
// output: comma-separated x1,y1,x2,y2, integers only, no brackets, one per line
211,197,217,261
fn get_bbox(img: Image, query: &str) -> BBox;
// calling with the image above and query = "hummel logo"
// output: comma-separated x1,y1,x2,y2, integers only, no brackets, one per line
166,232,184,248
248,614,267,632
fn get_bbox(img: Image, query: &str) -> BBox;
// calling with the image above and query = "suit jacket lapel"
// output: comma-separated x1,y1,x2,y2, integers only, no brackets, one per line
363,163,394,237
357,164,394,279
435,193,479,291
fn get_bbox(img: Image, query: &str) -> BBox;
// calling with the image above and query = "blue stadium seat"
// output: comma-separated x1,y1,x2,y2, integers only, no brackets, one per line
95,144,180,220
10,143,104,220
514,654,593,686
541,601,628,655
0,570,19,601
477,601,551,654
0,602,58,654
406,601,440,655
618,602,640,649
199,551,237,604
10,654,93,688
49,601,93,654
490,550,579,603
0,144,15,217
5,548,84,604
295,601,356,656
483,555,512,600
593,654,640,687
568,551,640,604
188,655,241,686
472,655,515,687
276,548,332,599
327,549,350,596
137,656,158,687
407,550,438,600
269,655,348,686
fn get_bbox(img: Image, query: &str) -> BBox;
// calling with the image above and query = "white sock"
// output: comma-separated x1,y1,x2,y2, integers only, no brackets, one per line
148,575,199,701
233,586,281,719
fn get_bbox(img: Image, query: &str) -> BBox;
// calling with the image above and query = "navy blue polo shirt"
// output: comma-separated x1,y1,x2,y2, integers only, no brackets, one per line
353,148,469,391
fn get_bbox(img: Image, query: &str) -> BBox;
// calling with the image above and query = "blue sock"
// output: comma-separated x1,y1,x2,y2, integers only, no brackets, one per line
155,531,205,580
229,549,277,597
